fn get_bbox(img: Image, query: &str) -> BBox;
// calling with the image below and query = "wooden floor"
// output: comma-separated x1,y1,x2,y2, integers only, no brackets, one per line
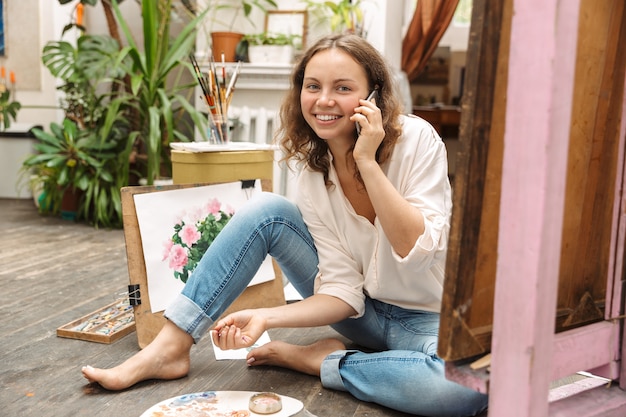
0,198,417,417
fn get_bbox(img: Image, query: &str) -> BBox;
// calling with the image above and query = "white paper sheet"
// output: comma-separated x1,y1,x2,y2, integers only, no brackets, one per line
211,330,272,360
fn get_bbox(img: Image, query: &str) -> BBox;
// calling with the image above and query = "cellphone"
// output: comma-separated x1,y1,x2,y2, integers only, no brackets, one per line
356,88,379,135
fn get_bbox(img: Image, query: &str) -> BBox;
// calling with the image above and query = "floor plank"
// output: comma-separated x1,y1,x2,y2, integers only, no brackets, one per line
0,198,415,417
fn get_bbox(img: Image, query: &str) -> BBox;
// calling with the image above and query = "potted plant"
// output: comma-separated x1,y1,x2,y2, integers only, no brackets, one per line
243,32,302,64
24,0,210,227
21,119,127,227
51,0,211,186
111,0,211,185
208,0,278,62
33,33,133,227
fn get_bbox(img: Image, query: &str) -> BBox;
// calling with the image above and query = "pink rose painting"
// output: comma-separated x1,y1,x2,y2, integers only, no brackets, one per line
132,181,273,314
162,198,234,283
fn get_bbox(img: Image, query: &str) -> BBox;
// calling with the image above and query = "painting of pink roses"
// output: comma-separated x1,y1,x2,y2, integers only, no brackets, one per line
162,196,234,284
133,181,274,313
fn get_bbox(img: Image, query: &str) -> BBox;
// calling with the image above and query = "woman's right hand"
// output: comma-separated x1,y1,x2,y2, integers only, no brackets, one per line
211,309,267,350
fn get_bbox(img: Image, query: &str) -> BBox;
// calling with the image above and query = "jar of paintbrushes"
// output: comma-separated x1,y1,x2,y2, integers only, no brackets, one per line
190,54,241,144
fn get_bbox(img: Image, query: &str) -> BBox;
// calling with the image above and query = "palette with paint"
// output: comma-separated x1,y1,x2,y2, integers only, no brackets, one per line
56,298,135,344
140,391,305,417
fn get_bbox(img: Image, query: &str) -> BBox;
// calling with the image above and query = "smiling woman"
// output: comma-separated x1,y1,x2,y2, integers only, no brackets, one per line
298,48,370,143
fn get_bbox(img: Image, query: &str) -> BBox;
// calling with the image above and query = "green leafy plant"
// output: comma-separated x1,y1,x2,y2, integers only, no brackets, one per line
36,32,135,227
42,34,129,130
22,119,129,228
0,89,21,130
243,32,301,47
112,0,210,184
51,0,210,186
304,0,366,36
25,0,209,227
162,198,234,283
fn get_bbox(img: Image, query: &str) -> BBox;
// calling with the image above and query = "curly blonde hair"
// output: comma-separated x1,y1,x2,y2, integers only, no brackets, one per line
276,33,403,187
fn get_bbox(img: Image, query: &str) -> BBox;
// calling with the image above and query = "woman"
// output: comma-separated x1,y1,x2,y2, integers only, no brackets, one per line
82,34,488,416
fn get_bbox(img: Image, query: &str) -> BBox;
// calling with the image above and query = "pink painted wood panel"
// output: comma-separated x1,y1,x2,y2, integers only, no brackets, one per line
551,321,619,381
443,321,621,396
549,384,626,417
488,1,581,416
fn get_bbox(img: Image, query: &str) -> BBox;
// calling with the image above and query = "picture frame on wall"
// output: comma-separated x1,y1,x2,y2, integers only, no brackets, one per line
264,10,308,48
415,46,451,85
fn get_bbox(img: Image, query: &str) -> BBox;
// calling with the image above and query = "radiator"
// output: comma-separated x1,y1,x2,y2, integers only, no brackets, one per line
228,106,296,198
230,106,278,144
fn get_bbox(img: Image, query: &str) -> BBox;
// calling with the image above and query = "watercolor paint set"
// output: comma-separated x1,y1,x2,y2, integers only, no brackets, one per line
57,298,136,344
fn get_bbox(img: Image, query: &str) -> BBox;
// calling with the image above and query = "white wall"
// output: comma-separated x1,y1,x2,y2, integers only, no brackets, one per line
9,0,68,128
439,22,471,52
85,1,143,41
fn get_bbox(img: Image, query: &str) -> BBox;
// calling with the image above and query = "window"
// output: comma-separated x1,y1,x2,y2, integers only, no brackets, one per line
452,0,472,26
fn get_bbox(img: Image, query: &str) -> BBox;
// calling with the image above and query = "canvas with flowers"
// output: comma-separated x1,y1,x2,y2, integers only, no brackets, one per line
162,197,235,283
133,181,274,313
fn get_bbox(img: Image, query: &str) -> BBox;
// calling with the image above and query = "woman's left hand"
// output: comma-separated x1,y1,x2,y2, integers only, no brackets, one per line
351,98,384,161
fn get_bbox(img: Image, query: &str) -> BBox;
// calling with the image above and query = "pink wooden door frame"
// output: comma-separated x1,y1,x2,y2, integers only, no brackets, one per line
488,0,626,416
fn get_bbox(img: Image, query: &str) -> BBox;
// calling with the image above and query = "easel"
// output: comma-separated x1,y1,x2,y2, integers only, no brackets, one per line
121,180,285,349
122,147,285,349
438,0,626,415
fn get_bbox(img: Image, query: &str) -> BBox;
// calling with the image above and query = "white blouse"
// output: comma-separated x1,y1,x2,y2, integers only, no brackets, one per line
296,114,452,317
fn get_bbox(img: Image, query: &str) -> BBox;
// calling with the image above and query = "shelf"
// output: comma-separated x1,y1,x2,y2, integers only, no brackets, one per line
196,61,293,90
412,105,461,138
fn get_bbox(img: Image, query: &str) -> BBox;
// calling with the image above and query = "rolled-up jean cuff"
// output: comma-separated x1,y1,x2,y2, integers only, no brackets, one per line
163,293,214,343
320,350,354,391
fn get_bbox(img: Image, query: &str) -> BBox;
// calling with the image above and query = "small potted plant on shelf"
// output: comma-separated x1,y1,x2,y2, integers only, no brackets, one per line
207,0,278,62
243,32,302,64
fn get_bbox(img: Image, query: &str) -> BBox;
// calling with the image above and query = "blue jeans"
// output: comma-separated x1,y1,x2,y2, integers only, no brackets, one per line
165,192,488,417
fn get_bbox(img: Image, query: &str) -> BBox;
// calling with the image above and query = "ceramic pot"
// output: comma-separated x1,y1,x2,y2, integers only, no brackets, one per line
211,32,244,62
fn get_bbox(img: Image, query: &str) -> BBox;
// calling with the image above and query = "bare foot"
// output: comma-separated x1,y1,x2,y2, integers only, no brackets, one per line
81,321,194,390
247,338,346,376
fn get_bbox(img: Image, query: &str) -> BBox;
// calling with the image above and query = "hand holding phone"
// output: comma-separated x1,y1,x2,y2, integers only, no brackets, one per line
356,88,379,136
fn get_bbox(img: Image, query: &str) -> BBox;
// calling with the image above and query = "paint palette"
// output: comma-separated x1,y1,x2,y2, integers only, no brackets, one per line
56,299,135,344
140,391,304,417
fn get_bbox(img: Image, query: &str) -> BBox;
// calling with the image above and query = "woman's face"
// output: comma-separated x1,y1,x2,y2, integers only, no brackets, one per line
300,48,370,143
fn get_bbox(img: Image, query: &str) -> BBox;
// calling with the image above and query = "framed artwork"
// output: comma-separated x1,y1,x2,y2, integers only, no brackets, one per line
415,46,451,85
264,10,308,48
